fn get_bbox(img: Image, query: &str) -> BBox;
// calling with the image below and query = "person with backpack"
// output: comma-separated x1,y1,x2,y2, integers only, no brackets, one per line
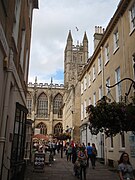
78,144,88,180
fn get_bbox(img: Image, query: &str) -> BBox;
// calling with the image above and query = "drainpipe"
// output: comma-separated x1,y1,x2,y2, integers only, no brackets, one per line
100,46,106,160
86,123,87,145
100,46,105,96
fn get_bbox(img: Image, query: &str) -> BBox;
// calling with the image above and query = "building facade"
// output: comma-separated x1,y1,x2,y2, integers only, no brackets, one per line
0,1,38,180
80,0,135,168
27,79,65,138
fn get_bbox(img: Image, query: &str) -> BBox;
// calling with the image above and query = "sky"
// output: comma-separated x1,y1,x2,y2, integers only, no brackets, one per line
28,0,120,85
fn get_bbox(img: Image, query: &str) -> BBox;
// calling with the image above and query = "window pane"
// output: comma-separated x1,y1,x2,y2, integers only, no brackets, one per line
53,94,63,115
37,123,47,135
37,93,48,118
54,123,63,134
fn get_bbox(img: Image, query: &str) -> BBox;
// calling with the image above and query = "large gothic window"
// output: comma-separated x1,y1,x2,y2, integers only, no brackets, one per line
37,93,48,118
37,122,47,135
54,123,63,135
53,94,63,117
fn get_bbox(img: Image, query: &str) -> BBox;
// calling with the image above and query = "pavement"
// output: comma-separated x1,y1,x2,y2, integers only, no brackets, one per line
24,152,119,180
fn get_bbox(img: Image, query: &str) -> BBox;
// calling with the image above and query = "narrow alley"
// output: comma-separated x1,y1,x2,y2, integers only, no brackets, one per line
24,152,119,180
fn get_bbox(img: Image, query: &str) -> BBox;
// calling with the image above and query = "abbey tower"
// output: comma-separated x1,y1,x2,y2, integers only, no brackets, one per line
64,30,88,89
63,31,89,142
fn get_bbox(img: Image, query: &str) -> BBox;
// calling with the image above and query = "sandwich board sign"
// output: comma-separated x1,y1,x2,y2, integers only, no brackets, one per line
34,153,45,171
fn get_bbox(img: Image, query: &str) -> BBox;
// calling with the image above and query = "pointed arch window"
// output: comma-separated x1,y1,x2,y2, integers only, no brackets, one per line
53,94,63,117
37,93,48,118
37,122,47,135
54,123,63,135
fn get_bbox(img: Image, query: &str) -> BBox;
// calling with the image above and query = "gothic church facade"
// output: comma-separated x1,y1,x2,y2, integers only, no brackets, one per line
27,31,88,142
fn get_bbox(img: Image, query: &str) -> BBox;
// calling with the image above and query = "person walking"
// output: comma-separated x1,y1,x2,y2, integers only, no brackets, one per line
118,152,135,180
82,142,86,150
72,144,78,164
72,143,79,177
78,144,88,180
91,143,97,169
86,143,93,168
56,141,61,154
52,141,56,156
67,144,72,161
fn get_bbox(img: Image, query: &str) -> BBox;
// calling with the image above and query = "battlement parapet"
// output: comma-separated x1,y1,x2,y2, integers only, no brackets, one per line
28,82,64,89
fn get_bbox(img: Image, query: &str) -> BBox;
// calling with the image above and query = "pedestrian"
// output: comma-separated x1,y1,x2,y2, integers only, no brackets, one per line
56,141,61,154
82,142,86,150
73,143,80,177
78,144,88,180
91,143,97,169
60,141,63,158
67,144,72,161
86,142,93,168
48,150,53,167
118,152,135,180
52,141,56,155
72,144,78,164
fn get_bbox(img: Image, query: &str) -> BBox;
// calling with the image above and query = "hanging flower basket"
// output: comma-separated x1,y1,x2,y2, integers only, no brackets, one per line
86,96,135,137
54,133,71,140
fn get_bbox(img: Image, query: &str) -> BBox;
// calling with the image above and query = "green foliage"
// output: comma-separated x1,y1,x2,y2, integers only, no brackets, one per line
54,133,71,140
86,96,135,137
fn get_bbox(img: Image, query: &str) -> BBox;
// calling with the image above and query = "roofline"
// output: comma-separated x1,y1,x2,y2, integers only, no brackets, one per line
79,0,131,81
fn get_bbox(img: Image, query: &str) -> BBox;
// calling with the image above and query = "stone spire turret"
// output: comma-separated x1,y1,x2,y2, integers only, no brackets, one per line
66,30,73,51
83,31,88,42
83,31,88,63
64,30,73,88
35,76,37,84
67,30,73,41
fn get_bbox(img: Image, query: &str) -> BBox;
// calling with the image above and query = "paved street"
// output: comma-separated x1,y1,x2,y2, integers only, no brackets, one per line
24,152,119,180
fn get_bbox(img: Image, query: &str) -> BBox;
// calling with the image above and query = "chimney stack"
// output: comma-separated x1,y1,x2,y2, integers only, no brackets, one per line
94,26,104,50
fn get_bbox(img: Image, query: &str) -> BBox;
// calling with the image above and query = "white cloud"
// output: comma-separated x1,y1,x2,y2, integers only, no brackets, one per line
28,0,120,84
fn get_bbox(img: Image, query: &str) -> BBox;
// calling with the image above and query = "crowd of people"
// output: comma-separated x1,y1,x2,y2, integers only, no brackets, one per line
65,142,97,180
32,140,135,180
64,142,135,180
33,140,97,177
33,139,63,166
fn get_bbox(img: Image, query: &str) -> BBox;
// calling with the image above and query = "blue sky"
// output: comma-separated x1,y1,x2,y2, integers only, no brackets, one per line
28,0,120,84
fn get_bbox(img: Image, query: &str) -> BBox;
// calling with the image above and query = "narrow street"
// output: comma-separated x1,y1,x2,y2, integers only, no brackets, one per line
24,152,119,180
